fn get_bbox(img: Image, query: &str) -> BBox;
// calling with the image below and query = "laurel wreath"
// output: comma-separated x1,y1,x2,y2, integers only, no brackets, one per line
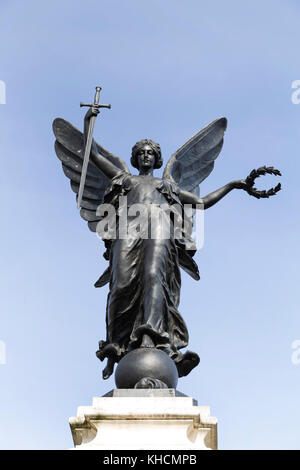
245,166,282,199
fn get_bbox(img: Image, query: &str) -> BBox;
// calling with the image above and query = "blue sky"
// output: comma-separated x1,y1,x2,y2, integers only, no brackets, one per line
0,0,299,449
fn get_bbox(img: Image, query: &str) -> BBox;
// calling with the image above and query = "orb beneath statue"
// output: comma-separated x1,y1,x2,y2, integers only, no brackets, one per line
115,348,179,389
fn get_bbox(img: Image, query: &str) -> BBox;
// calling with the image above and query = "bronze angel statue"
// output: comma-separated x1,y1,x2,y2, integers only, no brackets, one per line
53,89,281,386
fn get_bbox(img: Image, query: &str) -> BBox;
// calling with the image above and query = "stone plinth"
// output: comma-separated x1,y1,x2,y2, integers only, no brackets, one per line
69,389,217,450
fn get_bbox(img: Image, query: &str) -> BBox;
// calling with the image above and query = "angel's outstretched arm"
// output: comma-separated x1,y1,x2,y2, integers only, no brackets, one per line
84,107,121,180
179,180,247,209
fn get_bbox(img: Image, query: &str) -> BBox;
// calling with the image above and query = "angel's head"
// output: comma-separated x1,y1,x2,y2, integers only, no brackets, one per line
131,139,163,173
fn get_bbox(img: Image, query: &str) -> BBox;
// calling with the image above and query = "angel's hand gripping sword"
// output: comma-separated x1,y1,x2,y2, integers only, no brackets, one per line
77,86,111,209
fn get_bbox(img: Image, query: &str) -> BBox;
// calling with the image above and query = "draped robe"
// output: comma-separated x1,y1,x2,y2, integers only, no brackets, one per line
96,172,200,377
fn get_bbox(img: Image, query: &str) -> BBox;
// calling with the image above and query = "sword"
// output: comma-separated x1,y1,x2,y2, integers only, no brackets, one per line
77,86,111,209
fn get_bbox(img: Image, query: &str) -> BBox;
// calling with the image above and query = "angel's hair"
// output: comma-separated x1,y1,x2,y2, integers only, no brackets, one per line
131,139,163,170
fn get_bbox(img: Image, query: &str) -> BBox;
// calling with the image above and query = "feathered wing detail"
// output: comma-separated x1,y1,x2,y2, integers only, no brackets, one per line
53,118,130,231
163,117,227,196
163,117,227,279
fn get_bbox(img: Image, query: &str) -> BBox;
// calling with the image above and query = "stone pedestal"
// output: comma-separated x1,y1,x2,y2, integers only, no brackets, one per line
69,389,217,450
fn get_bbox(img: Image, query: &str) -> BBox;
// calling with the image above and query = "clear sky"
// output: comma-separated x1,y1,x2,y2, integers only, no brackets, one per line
0,0,299,450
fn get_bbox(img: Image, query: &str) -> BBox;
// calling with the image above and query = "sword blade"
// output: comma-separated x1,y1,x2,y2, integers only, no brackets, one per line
77,115,96,209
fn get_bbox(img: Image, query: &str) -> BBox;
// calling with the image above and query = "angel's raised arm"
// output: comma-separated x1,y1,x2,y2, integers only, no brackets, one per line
90,146,121,179
84,107,121,180
179,180,246,209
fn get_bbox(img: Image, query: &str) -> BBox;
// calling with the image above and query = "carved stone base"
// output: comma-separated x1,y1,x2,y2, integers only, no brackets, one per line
69,389,217,450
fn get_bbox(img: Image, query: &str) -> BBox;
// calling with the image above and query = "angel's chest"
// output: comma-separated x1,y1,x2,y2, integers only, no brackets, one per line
125,177,164,205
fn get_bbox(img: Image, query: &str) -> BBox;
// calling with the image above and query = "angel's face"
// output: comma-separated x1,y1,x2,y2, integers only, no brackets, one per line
137,144,156,171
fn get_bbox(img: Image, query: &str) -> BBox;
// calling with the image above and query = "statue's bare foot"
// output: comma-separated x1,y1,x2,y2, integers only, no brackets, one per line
102,357,115,380
176,351,200,377
140,334,155,348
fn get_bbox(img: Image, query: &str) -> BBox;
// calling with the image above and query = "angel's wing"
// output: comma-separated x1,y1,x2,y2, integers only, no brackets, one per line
53,118,130,232
163,117,227,280
163,117,227,196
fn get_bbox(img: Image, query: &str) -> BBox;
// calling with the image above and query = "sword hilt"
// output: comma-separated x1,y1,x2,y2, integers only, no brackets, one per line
80,86,111,109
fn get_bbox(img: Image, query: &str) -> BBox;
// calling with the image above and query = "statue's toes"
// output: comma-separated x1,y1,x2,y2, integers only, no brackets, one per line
102,358,115,380
102,366,112,380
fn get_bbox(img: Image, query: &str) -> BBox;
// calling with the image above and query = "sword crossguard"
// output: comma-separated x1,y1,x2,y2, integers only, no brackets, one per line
80,103,111,109
80,86,111,109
